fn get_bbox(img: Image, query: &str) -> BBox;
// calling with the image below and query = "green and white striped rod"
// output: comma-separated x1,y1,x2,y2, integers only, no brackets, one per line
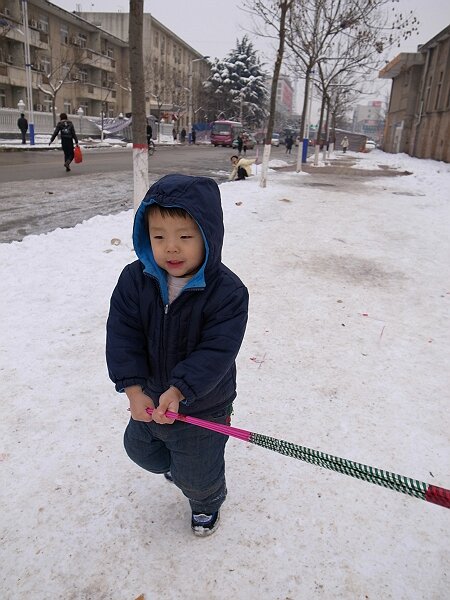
146,408,450,509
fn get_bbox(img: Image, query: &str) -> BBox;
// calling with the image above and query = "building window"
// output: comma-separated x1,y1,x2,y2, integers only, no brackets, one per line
40,57,51,74
434,71,443,110
0,88,6,107
60,25,68,45
78,69,88,83
74,34,87,48
425,75,433,111
38,16,49,33
64,100,71,114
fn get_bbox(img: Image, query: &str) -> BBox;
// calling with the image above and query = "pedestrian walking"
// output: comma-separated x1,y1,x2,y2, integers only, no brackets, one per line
49,113,79,172
106,174,249,537
172,127,177,142
237,133,243,155
180,128,187,143
340,135,349,153
17,113,28,145
191,127,196,145
285,134,293,154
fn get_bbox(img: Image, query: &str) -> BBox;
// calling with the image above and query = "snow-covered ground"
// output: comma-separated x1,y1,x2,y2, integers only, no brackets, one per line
1,150,449,599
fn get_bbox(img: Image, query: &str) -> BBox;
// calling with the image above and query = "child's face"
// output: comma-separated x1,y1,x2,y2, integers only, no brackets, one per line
148,210,205,277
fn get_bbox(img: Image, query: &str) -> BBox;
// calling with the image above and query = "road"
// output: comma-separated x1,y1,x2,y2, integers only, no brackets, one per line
0,144,295,243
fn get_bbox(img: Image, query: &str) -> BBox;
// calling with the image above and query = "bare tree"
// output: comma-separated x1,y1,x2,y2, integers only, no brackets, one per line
129,0,148,211
36,45,85,126
247,0,293,188
286,0,419,168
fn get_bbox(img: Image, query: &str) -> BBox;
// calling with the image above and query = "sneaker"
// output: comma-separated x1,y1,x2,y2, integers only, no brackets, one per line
191,510,220,537
163,471,173,483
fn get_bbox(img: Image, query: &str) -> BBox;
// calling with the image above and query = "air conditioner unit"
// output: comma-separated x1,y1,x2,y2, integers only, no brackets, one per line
71,36,80,45
29,19,38,28
6,55,13,64
35,104,43,111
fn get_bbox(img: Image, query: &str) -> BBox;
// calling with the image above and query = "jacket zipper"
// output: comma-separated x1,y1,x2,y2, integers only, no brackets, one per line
161,288,202,383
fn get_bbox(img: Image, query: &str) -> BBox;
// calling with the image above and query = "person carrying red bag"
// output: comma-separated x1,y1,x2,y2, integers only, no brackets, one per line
49,113,79,172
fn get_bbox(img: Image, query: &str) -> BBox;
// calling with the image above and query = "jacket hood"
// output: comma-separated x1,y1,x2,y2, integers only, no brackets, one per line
133,174,224,305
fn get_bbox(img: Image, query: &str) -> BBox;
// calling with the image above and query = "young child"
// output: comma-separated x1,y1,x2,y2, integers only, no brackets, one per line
106,174,248,536
229,155,255,181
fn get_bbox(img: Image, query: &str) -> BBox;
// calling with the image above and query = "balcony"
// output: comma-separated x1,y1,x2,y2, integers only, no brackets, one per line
6,25,49,50
0,64,41,87
76,82,117,103
80,49,116,72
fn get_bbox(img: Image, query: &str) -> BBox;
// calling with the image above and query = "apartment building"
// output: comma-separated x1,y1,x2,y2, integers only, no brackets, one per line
0,1,209,128
352,101,385,142
0,0,129,116
379,25,450,162
78,11,210,125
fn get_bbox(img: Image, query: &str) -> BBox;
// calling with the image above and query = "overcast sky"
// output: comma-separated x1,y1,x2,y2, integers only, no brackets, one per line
55,0,449,60
53,0,448,110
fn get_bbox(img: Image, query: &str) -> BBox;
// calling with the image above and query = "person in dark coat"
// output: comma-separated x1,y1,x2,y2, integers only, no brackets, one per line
191,127,196,144
237,133,243,155
49,113,79,171
180,128,187,143
106,174,248,537
146,122,153,145
285,134,293,154
17,113,28,144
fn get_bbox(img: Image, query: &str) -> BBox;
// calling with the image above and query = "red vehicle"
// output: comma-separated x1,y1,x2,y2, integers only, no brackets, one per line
210,120,243,147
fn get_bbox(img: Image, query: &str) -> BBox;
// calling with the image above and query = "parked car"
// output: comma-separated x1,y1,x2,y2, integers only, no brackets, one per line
271,133,280,146
232,133,256,150
365,139,376,152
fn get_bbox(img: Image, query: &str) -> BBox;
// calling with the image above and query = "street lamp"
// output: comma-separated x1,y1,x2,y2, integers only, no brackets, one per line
188,56,209,142
77,106,84,136
20,0,35,145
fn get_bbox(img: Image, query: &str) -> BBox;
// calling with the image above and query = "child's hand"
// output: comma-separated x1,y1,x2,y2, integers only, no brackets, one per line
153,386,184,425
125,385,154,422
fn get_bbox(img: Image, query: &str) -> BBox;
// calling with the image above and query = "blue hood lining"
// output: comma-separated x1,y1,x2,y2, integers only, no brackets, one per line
133,197,209,306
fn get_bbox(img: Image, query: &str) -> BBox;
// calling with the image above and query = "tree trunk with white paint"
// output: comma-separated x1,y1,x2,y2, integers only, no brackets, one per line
129,0,148,212
258,0,292,188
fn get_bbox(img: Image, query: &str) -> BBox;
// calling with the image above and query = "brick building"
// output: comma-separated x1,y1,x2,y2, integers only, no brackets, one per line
379,25,450,162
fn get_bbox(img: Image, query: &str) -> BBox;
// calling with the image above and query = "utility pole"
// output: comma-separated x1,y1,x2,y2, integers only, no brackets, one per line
21,0,35,145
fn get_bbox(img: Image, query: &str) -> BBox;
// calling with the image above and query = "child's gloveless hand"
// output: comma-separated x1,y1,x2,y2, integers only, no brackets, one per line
125,385,154,422
152,386,184,424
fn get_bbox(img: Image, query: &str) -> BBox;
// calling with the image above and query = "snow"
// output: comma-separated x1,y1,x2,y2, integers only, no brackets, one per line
1,150,449,599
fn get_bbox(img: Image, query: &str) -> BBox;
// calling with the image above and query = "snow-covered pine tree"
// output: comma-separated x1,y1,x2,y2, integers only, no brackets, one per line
204,36,268,128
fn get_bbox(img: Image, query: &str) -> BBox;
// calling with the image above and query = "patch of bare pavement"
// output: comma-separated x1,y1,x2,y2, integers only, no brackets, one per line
273,155,413,178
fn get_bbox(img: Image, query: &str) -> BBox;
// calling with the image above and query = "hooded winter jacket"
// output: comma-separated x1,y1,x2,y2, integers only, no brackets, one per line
106,174,249,417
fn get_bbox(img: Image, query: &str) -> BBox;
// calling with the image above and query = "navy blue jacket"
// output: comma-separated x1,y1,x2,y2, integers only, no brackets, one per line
106,174,249,416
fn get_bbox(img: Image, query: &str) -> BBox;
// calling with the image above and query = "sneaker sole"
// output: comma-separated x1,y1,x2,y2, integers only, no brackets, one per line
191,511,220,537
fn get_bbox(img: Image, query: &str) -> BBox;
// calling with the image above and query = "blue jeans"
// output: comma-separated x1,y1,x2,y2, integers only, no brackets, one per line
124,408,231,514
